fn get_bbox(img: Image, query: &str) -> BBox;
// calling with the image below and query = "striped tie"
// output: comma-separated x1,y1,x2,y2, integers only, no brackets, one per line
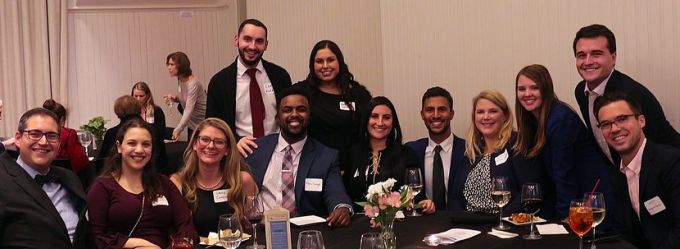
281,145,296,216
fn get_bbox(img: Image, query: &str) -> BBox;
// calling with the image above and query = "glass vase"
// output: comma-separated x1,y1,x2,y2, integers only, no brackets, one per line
380,213,396,249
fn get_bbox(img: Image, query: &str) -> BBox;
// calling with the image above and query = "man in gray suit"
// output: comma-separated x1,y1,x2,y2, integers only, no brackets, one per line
246,87,353,227
0,108,88,248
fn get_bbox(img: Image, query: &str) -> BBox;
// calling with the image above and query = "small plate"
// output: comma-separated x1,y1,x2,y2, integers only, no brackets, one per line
502,216,546,226
199,233,251,245
290,215,326,226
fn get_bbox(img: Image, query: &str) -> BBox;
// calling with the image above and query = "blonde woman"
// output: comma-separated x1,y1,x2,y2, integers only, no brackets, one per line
449,89,545,215
171,118,257,240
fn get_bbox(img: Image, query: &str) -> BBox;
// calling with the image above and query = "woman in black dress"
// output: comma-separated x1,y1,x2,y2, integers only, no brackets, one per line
294,40,372,159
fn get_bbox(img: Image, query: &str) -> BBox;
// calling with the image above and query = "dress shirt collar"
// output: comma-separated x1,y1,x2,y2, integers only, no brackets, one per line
276,133,307,155
16,157,50,179
583,68,614,97
620,138,646,175
426,132,453,153
237,57,265,77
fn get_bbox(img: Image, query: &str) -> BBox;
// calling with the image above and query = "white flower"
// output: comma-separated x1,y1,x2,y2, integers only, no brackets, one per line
365,178,398,201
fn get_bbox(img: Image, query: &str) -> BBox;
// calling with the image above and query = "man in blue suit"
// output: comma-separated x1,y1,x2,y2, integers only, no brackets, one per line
595,92,680,249
247,87,353,227
405,87,466,211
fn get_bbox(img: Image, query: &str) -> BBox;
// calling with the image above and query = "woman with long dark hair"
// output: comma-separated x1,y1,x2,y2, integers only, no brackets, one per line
88,118,198,248
171,118,257,240
342,97,434,212
294,40,371,158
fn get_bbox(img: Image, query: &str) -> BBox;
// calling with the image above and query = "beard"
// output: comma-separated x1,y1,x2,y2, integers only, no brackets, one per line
238,46,264,67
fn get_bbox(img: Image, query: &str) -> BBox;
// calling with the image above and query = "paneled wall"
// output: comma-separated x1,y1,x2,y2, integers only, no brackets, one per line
66,3,238,132
249,0,680,141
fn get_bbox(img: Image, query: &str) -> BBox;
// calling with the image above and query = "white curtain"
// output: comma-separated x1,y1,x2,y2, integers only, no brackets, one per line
0,0,67,135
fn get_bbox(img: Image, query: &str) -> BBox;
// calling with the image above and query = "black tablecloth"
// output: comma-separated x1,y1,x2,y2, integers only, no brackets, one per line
228,211,636,249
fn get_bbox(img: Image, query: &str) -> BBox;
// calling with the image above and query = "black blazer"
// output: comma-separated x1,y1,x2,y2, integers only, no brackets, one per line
575,70,680,164
405,135,466,210
0,152,88,248
612,141,680,249
205,58,292,140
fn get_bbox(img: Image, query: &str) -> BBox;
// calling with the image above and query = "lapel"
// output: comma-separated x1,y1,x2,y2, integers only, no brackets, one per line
295,138,316,207
637,142,656,204
1,154,69,235
604,70,622,93
53,167,87,211
252,135,278,189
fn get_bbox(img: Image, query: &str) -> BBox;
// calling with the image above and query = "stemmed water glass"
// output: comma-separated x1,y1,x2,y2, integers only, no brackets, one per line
360,233,382,249
521,183,542,240
297,230,324,249
405,167,423,217
164,95,175,117
583,193,605,249
569,199,594,249
491,176,511,231
244,195,265,249
77,131,92,155
218,214,243,249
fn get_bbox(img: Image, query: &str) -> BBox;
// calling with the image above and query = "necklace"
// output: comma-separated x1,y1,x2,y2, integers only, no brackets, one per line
197,176,223,190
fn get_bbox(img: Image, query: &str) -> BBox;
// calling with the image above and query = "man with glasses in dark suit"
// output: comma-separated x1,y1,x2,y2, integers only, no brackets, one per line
0,108,88,248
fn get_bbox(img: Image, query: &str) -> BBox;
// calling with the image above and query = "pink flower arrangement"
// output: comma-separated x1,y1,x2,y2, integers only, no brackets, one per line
358,178,417,228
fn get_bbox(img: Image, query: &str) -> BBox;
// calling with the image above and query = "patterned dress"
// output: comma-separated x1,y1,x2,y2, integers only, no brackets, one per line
463,154,498,213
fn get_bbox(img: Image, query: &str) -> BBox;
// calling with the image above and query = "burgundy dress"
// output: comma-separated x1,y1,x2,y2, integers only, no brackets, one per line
87,175,198,248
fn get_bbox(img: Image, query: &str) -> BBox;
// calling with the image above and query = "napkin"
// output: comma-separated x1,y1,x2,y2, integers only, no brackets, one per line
536,223,569,235
290,215,326,226
450,211,497,224
435,228,481,245
488,229,518,239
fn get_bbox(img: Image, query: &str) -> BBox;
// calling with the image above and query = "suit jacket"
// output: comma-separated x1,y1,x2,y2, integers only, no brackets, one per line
405,135,466,210
206,58,292,140
0,152,88,248
246,134,352,216
612,141,680,249
575,70,680,164
543,102,614,228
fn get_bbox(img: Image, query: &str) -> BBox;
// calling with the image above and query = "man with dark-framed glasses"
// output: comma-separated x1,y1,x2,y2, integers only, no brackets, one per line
594,92,680,249
0,108,88,248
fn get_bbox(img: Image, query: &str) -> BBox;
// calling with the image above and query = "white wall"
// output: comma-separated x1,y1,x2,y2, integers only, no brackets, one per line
66,2,238,132
64,0,680,142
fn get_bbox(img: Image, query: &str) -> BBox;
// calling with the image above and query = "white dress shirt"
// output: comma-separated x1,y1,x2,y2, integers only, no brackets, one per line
235,59,279,137
620,138,646,218
261,134,307,212
17,158,79,242
584,68,614,163
424,133,454,201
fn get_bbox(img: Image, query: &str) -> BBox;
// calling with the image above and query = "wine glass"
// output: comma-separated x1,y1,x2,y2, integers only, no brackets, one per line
583,193,605,249
360,233,381,249
171,236,193,249
165,95,175,117
405,167,423,217
77,131,92,155
521,183,542,240
218,214,243,249
297,230,324,249
570,199,594,249
244,195,265,249
491,176,511,231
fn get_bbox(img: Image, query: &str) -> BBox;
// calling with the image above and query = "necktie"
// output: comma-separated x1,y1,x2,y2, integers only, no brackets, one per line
35,170,60,187
246,68,265,138
281,145,296,216
432,145,446,210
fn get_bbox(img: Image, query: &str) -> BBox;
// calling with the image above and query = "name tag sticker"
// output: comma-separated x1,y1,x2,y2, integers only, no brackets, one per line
213,189,229,203
265,83,275,94
305,178,323,192
494,149,509,166
339,102,356,111
644,196,666,215
152,195,169,206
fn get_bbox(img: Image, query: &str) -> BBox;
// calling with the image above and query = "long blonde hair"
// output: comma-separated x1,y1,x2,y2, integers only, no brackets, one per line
175,118,249,221
465,89,514,162
131,81,156,117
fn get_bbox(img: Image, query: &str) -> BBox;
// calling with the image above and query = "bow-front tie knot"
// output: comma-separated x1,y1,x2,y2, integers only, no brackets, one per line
34,170,60,187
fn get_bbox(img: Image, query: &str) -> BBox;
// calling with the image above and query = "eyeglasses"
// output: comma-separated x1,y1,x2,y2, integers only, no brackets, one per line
197,136,228,149
597,114,637,131
22,130,60,143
